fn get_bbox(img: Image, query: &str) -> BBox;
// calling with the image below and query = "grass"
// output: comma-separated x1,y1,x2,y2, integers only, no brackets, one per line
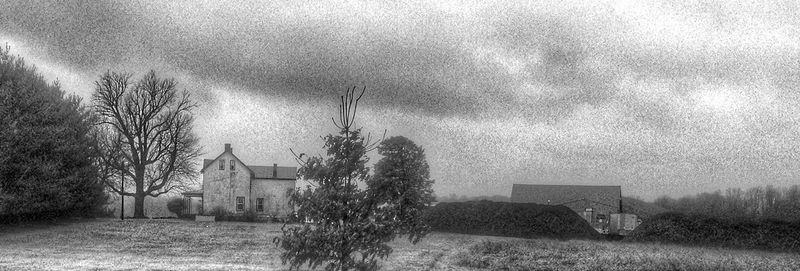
0,219,798,270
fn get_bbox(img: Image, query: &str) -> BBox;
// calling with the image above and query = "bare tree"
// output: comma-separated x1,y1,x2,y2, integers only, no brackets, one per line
92,70,202,218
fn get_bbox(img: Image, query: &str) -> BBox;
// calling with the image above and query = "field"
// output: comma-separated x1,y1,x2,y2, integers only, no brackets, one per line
1,219,799,270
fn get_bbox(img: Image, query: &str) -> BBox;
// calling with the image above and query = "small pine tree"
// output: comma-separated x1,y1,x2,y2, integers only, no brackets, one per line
274,87,434,270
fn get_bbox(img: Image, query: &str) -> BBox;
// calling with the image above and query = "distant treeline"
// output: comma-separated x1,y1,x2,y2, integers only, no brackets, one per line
654,185,800,221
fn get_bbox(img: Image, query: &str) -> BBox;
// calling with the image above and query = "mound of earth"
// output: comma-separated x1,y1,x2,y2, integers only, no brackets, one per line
423,200,600,240
627,212,800,252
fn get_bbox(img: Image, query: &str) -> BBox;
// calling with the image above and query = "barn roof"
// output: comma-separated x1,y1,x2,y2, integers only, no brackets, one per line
510,184,621,210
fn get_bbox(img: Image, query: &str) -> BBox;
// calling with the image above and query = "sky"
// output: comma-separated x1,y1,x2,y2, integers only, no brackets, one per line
2,0,800,200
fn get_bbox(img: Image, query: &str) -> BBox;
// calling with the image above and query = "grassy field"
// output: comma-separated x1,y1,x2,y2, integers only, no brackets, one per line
0,219,798,270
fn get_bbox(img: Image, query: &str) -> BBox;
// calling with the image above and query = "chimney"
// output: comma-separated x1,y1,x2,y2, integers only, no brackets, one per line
224,143,231,153
273,163,278,178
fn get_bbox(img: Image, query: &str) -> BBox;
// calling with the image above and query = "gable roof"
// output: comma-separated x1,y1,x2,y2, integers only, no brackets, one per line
510,184,621,209
199,148,296,180
249,165,297,180
199,151,253,175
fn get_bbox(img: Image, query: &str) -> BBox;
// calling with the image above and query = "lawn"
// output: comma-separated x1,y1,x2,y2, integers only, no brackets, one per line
0,218,798,270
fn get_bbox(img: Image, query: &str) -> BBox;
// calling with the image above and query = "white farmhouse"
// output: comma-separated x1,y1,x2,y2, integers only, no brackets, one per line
183,144,296,218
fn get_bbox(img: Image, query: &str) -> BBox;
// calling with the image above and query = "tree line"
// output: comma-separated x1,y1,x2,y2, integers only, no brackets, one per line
654,185,800,221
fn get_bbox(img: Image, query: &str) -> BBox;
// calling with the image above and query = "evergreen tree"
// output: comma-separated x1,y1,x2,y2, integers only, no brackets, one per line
275,87,434,271
0,45,106,220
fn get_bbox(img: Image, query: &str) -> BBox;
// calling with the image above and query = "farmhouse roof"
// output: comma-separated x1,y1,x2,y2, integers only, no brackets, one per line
200,144,297,180
249,165,297,180
200,144,252,174
510,184,621,209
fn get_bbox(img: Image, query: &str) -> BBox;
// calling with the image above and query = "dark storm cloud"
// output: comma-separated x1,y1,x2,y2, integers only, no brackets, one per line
4,0,800,199
0,0,641,121
2,1,483,117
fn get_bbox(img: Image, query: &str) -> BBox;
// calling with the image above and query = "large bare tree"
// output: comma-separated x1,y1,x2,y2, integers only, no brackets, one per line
92,70,202,218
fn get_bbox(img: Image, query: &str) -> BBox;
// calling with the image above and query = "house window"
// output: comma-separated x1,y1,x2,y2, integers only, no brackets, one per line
230,159,235,170
236,197,245,212
256,198,264,212
219,160,225,170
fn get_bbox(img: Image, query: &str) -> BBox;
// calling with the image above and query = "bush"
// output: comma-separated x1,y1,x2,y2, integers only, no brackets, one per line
423,200,600,240
205,206,261,222
0,45,107,222
93,206,117,218
166,197,185,217
627,212,800,252
207,206,228,219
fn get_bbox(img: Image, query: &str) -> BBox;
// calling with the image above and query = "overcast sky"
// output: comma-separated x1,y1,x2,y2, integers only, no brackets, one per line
3,0,800,200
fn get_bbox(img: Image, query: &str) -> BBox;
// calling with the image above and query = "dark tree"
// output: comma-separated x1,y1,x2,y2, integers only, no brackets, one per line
275,87,434,271
92,71,202,218
367,136,435,244
0,45,106,220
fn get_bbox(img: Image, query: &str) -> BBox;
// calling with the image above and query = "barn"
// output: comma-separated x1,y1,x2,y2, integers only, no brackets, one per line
510,184,623,232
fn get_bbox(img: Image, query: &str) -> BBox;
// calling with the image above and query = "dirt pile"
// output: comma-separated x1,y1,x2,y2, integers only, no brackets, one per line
627,212,800,252
423,200,600,240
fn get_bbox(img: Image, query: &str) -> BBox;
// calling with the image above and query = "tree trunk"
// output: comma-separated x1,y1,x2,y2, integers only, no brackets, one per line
134,194,146,218
134,166,146,218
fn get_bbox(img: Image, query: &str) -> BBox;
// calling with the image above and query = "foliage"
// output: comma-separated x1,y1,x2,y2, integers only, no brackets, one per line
367,136,435,243
274,87,435,271
92,71,202,218
620,196,668,221
423,201,601,240
627,212,800,252
207,206,228,219
166,197,185,217
449,238,799,271
0,45,107,221
654,185,800,221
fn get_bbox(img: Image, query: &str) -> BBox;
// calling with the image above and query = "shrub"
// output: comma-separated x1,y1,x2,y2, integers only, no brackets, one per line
208,206,228,220
94,206,117,218
627,212,800,252
423,200,600,240
166,197,185,217
0,45,107,222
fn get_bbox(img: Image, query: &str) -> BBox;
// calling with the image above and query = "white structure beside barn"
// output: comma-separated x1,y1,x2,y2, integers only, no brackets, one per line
182,144,297,219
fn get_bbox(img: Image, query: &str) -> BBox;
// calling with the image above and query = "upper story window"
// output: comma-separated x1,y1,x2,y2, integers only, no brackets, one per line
230,159,235,170
219,160,225,170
